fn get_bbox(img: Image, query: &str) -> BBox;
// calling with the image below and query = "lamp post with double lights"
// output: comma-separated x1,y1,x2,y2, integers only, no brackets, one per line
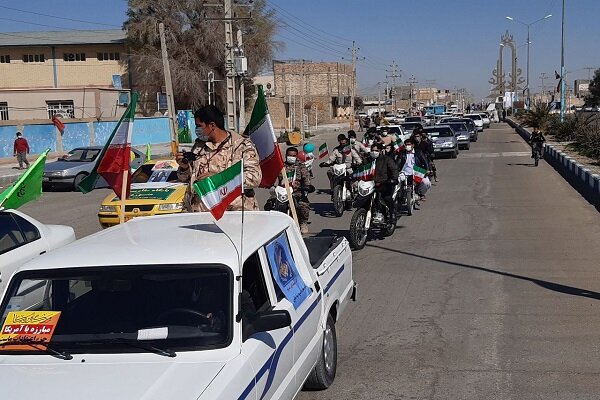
506,14,552,109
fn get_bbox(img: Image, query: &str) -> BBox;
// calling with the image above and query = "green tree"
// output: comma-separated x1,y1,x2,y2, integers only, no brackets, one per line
585,68,600,106
518,102,552,130
124,0,280,113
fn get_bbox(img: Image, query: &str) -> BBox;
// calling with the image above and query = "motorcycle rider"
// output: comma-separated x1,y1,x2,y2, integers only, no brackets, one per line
278,147,312,234
319,133,362,194
348,130,369,156
530,127,546,158
362,127,378,147
370,142,399,221
396,138,432,204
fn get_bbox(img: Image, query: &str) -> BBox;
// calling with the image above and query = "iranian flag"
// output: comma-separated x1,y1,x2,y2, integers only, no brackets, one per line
318,143,329,159
79,92,138,199
193,160,243,220
393,138,405,153
342,144,351,155
352,161,376,181
413,165,428,184
244,85,284,188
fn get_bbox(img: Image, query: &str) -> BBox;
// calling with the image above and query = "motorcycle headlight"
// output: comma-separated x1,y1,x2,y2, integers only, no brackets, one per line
158,202,183,211
99,205,116,213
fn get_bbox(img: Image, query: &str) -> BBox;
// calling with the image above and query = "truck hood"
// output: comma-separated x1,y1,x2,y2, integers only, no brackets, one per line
0,359,226,400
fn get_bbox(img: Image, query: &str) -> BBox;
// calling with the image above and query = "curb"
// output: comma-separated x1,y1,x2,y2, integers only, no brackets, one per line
506,118,600,210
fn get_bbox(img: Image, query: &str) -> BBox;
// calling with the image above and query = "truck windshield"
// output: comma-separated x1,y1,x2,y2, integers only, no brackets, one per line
0,266,232,354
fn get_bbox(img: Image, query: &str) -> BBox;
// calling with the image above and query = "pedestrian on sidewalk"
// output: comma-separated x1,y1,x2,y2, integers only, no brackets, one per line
13,131,30,169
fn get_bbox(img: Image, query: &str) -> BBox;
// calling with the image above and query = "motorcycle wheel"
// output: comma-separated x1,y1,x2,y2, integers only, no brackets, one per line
383,215,396,237
333,184,345,217
406,189,413,216
349,208,368,250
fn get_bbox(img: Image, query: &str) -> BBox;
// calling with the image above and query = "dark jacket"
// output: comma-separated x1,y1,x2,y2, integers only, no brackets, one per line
530,132,546,143
374,153,398,184
396,149,429,172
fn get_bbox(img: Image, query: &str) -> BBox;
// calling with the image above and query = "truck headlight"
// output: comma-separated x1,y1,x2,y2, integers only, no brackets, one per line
99,205,116,213
158,203,183,211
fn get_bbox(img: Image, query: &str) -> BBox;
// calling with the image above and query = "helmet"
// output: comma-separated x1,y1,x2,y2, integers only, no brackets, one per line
303,143,314,153
297,151,307,162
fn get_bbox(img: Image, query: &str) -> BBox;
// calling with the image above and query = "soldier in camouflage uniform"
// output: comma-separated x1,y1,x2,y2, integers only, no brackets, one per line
279,147,312,234
176,105,262,213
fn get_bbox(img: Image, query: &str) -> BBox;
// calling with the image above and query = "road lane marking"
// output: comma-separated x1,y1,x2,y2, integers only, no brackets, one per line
460,151,530,158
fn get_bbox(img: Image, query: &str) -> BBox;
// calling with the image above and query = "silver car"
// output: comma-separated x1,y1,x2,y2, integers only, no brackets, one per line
424,125,459,159
43,146,145,190
445,122,471,150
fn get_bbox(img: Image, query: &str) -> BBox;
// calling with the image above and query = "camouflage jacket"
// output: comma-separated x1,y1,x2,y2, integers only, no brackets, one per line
279,162,311,195
177,132,262,212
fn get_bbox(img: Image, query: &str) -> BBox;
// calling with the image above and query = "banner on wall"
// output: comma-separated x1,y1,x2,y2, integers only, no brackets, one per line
177,110,193,143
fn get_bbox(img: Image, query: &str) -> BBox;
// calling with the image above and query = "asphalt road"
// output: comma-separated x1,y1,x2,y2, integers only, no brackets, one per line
20,123,600,399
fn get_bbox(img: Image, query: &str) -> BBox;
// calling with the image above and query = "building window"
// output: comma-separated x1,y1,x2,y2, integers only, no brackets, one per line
22,54,45,63
0,103,8,121
63,53,86,62
97,52,120,61
47,101,75,119
0,55,10,64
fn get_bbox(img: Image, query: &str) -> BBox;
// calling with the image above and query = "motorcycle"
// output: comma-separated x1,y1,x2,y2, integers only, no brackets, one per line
396,172,416,216
264,185,315,216
348,180,397,250
329,163,355,217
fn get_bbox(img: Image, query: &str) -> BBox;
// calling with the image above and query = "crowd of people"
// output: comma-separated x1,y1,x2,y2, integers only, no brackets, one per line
176,105,439,235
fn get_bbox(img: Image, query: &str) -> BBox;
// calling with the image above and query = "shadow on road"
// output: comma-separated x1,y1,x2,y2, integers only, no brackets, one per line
311,202,342,218
506,163,536,168
366,243,600,301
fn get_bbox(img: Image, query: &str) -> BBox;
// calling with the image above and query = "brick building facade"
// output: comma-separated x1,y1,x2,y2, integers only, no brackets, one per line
265,60,354,130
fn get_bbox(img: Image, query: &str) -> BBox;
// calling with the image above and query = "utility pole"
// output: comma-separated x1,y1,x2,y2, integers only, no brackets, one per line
377,82,382,115
224,0,237,130
559,0,566,122
408,75,418,114
539,72,547,104
236,29,246,130
158,22,178,156
300,59,305,136
425,79,436,104
349,41,358,130
386,61,401,113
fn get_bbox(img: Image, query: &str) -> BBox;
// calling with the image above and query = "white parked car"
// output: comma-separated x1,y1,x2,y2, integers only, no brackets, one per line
0,209,75,294
479,113,491,128
464,113,484,132
0,211,356,400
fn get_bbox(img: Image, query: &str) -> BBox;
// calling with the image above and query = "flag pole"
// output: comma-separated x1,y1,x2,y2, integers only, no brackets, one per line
281,167,300,227
119,166,128,224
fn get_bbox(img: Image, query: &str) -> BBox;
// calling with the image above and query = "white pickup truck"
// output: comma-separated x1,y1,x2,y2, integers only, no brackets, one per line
0,211,356,399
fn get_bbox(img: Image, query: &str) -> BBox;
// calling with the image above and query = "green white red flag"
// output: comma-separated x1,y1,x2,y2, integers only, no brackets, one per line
342,144,351,155
244,85,284,188
286,168,297,183
393,138,405,153
352,161,376,181
318,143,329,159
193,160,243,220
413,165,427,184
78,92,138,199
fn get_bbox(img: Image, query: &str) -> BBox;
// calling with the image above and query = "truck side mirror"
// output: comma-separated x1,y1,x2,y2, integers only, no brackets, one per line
252,310,292,333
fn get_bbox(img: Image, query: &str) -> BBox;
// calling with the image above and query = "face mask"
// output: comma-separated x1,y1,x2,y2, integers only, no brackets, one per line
195,126,209,141
406,145,413,152
286,156,297,164
350,138,356,144
381,131,388,136
370,151,380,159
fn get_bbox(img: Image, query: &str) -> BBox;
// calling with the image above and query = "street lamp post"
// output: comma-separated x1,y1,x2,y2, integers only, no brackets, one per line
506,14,552,109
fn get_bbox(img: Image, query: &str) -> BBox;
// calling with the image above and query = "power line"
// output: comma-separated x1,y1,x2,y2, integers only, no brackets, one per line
0,17,120,34
277,32,348,59
0,5,121,28
265,0,351,46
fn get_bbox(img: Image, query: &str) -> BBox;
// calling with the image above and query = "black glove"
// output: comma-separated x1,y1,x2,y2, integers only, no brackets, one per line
319,162,327,168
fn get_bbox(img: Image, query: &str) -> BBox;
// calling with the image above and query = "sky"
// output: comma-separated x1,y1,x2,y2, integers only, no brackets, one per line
0,0,598,101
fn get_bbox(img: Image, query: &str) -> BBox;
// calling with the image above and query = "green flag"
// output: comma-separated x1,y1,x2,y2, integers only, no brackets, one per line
0,149,50,209
146,143,152,161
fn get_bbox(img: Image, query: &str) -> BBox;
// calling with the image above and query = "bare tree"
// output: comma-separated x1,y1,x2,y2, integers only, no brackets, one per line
124,0,280,114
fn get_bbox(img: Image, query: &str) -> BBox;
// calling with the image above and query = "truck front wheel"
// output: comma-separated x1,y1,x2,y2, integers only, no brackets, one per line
304,314,337,390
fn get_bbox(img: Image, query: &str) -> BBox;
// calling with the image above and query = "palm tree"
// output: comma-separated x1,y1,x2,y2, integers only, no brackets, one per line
519,102,552,130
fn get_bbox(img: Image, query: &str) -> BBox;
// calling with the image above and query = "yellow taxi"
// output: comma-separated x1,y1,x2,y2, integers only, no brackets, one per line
98,159,187,228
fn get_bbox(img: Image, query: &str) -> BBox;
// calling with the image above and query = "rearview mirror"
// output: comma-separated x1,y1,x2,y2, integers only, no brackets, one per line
248,309,292,337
